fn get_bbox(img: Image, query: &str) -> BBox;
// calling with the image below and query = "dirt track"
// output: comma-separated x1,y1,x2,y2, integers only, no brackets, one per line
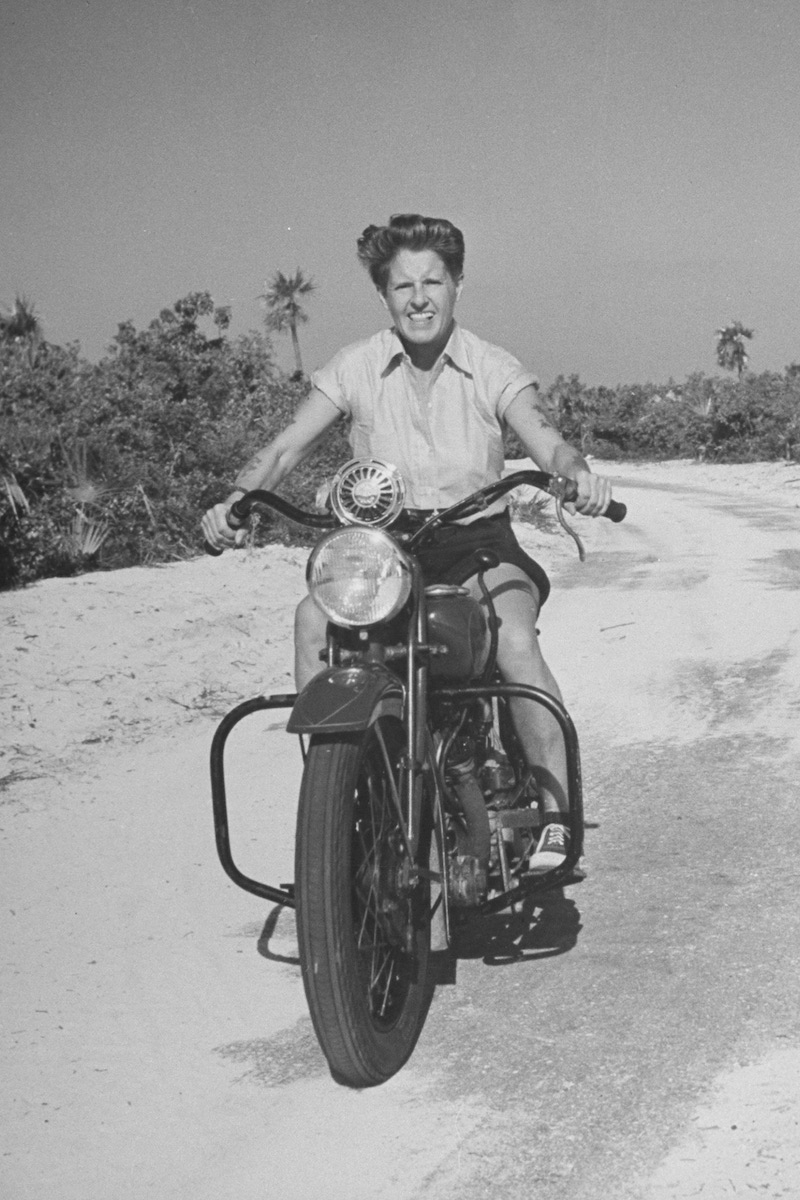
3,460,800,1199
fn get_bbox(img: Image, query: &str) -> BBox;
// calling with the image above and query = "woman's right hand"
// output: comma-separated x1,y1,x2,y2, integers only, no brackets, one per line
201,499,246,553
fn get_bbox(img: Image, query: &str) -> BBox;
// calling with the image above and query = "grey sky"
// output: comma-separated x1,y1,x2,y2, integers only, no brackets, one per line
3,0,798,384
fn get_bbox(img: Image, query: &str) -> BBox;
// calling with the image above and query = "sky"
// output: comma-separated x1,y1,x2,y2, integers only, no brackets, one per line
2,0,799,386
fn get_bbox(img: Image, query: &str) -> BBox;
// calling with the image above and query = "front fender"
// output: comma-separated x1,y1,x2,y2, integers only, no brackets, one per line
286,663,405,734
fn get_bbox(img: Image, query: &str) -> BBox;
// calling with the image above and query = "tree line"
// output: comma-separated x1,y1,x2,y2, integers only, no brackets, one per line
1,288,798,589
0,283,343,588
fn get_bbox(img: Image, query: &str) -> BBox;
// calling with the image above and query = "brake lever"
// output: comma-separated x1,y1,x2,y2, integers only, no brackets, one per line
549,476,586,562
554,497,586,561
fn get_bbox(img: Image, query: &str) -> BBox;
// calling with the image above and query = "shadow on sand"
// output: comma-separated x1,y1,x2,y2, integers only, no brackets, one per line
450,887,582,967
254,883,583,989
256,903,299,965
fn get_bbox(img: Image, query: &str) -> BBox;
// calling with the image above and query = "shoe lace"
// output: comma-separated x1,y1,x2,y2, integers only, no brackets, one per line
543,824,567,849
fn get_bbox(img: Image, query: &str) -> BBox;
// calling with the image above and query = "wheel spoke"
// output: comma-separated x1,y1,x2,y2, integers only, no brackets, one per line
296,715,432,1087
374,952,397,1018
347,723,416,1025
375,723,415,861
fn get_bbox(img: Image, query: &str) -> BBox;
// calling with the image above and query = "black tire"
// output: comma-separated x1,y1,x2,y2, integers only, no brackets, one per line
295,716,433,1087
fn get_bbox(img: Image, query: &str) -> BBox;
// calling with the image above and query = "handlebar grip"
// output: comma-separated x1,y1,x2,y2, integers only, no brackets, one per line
203,497,248,556
560,479,626,523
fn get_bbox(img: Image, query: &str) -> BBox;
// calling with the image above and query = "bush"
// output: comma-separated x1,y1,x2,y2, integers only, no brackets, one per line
545,371,800,463
2,294,799,589
0,294,350,587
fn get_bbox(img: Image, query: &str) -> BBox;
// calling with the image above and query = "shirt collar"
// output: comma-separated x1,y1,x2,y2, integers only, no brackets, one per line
380,322,472,378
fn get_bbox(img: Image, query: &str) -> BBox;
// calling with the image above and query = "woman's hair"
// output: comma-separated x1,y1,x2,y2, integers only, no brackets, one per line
356,214,465,292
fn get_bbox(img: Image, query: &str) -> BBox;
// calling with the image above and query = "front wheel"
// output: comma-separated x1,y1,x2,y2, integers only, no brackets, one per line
295,716,433,1087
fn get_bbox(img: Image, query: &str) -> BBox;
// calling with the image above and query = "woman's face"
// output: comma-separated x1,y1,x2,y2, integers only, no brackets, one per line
380,248,462,352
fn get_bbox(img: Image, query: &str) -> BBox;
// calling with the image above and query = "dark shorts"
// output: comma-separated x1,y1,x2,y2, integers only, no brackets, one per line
412,511,551,607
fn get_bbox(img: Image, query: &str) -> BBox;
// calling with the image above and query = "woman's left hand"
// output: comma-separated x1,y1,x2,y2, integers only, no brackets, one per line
569,468,613,517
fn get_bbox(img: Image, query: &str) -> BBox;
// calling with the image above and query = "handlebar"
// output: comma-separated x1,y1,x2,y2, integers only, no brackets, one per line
203,491,337,556
404,471,625,562
228,490,336,531
407,470,625,544
203,470,626,557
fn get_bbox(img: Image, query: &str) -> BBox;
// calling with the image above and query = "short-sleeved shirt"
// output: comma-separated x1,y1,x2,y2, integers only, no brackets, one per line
311,323,538,512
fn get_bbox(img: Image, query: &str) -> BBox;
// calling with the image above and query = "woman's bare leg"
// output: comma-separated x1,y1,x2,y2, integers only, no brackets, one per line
466,562,567,816
294,595,329,689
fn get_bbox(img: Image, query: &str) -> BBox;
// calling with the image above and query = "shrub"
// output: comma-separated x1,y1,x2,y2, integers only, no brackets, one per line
0,295,350,586
3,292,799,589
543,371,800,463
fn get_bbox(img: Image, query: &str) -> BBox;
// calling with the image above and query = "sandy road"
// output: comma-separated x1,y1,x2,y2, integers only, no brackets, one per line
2,461,799,1198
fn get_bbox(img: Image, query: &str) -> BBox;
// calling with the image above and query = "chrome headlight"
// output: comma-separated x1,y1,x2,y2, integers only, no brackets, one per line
307,527,412,627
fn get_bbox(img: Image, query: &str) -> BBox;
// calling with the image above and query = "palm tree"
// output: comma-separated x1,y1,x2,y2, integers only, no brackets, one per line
715,322,754,378
1,296,44,368
0,295,42,344
259,269,316,377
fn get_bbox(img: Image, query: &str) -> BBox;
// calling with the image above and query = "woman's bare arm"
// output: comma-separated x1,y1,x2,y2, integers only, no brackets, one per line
504,386,611,515
201,388,341,549
230,388,342,498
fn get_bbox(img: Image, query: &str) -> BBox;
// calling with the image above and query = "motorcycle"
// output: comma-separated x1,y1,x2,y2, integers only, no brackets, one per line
208,460,626,1087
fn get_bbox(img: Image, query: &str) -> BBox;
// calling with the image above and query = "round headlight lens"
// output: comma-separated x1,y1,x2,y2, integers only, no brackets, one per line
307,527,412,627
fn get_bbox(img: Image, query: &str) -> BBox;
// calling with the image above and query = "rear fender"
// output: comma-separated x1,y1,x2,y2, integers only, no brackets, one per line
286,663,405,734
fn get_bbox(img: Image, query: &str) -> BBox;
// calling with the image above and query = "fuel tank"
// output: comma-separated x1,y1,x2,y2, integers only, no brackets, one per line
425,585,490,681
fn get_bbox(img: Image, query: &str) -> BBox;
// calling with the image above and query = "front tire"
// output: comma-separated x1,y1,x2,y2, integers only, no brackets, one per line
295,716,433,1087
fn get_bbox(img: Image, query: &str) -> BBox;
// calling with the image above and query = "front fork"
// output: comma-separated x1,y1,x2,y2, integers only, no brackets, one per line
210,563,435,913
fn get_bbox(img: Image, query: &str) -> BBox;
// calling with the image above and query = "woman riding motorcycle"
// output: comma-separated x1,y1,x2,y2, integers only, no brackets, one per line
201,213,613,871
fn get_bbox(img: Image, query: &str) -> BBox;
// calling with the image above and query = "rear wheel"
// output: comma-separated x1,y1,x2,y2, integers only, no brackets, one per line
295,716,433,1087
